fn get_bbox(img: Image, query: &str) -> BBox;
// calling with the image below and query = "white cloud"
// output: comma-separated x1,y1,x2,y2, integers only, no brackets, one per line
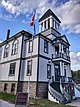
0,41,2,43
1,0,80,34
70,52,80,71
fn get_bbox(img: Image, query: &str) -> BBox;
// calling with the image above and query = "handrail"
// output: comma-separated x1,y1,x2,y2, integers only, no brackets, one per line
60,79,71,100
72,80,80,91
49,85,64,103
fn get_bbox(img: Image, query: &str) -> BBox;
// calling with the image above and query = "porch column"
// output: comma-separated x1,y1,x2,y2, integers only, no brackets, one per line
69,64,71,77
62,62,64,76
52,63,55,81
59,43,62,53
60,62,63,76
62,45,64,54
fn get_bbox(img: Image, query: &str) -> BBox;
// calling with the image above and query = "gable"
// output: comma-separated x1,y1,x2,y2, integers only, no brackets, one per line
62,35,70,45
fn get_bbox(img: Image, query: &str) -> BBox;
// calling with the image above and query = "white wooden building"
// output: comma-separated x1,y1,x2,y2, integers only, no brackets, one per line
0,9,80,103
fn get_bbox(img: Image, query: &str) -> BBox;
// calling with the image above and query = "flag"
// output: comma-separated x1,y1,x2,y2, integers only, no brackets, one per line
30,14,35,26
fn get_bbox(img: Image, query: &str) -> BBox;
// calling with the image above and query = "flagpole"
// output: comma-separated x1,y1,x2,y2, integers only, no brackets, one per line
27,25,35,107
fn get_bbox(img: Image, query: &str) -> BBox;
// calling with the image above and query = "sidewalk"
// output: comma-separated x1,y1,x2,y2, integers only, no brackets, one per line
0,100,15,107
66,98,80,107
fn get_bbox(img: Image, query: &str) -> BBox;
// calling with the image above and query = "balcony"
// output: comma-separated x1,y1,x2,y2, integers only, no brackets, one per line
52,53,70,61
60,76,72,83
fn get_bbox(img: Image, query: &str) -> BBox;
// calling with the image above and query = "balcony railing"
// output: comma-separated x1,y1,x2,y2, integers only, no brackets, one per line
52,53,70,61
60,76,72,83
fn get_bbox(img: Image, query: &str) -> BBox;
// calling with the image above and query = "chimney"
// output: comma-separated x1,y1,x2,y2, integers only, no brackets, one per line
6,29,10,40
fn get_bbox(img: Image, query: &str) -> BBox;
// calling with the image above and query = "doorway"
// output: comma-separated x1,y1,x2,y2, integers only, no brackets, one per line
55,64,60,82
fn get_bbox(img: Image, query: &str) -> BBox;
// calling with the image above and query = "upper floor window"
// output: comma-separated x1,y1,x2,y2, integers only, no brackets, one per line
41,22,43,31
44,21,46,30
12,40,18,55
47,64,51,79
28,40,33,53
9,63,16,76
48,19,50,29
27,60,32,76
44,40,48,53
55,22,59,30
0,47,2,59
4,44,10,58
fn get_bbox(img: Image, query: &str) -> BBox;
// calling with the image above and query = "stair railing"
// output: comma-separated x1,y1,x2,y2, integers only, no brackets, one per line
48,77,64,103
72,80,80,92
49,85,64,103
60,78,71,101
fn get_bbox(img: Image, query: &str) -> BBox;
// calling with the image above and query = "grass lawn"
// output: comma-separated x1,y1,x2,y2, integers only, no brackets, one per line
0,92,73,107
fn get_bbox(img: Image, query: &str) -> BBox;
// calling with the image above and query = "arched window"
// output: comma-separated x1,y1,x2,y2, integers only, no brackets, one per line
12,39,18,55
4,44,10,58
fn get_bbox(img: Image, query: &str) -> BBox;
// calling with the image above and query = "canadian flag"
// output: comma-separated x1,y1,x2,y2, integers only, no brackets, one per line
30,14,35,26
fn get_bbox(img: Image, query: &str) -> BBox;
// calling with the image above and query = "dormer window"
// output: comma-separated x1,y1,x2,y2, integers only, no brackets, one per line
12,39,18,55
4,44,10,58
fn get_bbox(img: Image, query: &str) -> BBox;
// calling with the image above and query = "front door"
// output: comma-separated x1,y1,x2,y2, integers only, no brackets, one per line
55,64,60,81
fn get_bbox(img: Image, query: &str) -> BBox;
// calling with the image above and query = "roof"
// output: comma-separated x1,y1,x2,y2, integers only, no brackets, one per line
53,35,70,46
39,9,61,23
0,30,32,46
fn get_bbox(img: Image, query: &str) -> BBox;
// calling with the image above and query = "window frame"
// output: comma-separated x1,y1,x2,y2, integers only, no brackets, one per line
4,83,8,91
48,18,50,29
0,47,2,59
27,60,32,76
44,40,48,53
47,64,51,79
4,44,10,58
12,39,18,55
9,62,16,76
28,40,33,53
11,83,15,93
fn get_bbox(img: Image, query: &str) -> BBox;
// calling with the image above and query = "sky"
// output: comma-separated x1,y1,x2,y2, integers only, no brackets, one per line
0,0,80,71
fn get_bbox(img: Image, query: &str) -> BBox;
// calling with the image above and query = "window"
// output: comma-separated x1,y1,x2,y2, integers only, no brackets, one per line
44,40,48,53
27,60,32,76
47,64,51,79
9,63,16,76
48,19,50,29
12,40,18,55
11,83,15,92
28,40,33,53
4,83,8,91
0,47,2,59
55,22,59,30
44,21,46,30
52,19,54,28
4,44,9,58
41,22,43,31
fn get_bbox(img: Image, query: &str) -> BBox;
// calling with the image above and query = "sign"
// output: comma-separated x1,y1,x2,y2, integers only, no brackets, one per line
15,92,28,107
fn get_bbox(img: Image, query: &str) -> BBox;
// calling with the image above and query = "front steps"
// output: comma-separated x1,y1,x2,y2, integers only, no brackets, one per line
48,81,72,104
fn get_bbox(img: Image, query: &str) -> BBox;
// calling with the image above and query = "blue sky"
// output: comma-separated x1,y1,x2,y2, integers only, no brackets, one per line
0,0,80,70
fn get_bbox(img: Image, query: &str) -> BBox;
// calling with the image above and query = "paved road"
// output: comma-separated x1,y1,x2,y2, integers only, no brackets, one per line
66,98,80,107
0,100,15,107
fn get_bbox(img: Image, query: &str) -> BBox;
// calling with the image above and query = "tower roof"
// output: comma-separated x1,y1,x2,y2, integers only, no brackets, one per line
39,9,61,23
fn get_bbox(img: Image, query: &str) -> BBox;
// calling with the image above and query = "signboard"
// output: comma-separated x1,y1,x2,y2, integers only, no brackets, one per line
15,92,28,107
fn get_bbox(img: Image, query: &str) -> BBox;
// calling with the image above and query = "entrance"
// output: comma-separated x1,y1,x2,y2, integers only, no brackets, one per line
55,64,60,81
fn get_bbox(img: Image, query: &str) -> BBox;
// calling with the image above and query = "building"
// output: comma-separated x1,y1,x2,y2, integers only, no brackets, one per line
0,9,80,103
